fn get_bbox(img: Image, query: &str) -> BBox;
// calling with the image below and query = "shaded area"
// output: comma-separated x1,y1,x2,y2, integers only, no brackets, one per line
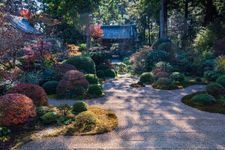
20,77,225,149
182,91,225,114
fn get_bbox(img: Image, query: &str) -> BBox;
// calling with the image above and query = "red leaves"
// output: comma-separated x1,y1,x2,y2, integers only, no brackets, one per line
89,24,104,39
20,9,32,20
7,83,48,106
0,94,36,126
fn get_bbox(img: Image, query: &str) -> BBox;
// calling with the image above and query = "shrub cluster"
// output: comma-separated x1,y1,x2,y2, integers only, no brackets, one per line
152,78,176,90
7,83,48,106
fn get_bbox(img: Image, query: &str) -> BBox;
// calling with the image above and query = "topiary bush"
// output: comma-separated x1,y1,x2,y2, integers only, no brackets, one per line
0,94,36,126
216,75,225,88
53,64,77,80
65,56,96,74
139,72,154,84
206,82,225,97
204,71,220,82
74,111,98,132
39,69,56,85
87,84,103,97
152,78,176,90
170,72,185,82
40,112,58,125
104,69,116,78
7,83,48,106
145,50,170,70
96,69,116,79
85,74,99,84
191,93,216,105
42,81,59,95
89,52,110,66
72,101,88,115
56,70,89,99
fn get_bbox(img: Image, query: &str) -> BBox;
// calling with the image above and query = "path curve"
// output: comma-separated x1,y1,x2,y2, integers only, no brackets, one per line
20,77,225,150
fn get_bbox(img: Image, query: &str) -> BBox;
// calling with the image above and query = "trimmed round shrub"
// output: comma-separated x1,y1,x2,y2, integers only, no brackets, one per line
145,50,170,70
53,64,77,80
89,52,110,65
152,78,176,90
204,71,220,82
56,70,89,99
191,94,216,105
42,81,58,95
7,83,48,106
74,111,98,132
72,101,88,115
206,82,225,97
85,74,99,84
216,75,225,88
0,94,36,126
65,56,96,74
96,69,116,79
87,84,103,97
139,72,154,84
170,72,185,82
40,112,58,124
104,69,116,78
39,69,56,85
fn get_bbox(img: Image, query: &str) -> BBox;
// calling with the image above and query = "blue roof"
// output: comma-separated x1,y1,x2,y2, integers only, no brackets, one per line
101,25,137,40
9,15,41,34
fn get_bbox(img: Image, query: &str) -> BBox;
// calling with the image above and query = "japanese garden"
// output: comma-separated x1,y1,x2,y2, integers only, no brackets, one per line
0,0,225,149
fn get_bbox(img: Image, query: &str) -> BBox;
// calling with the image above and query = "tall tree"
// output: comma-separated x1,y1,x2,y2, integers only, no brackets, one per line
160,0,167,39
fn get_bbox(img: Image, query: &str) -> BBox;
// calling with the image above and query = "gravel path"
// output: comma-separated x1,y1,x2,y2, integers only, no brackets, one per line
20,77,225,150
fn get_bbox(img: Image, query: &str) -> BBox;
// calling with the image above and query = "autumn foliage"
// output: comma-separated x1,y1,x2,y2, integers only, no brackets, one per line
89,24,104,39
0,93,36,126
7,83,48,106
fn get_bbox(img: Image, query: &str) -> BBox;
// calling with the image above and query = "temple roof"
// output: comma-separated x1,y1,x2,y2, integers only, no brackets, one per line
101,25,137,40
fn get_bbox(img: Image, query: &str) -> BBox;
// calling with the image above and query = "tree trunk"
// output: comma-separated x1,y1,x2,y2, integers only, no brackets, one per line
203,0,218,26
181,0,189,49
86,14,91,50
160,0,167,39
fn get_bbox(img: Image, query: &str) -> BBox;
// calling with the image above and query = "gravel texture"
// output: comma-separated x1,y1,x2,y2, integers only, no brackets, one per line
20,77,225,150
